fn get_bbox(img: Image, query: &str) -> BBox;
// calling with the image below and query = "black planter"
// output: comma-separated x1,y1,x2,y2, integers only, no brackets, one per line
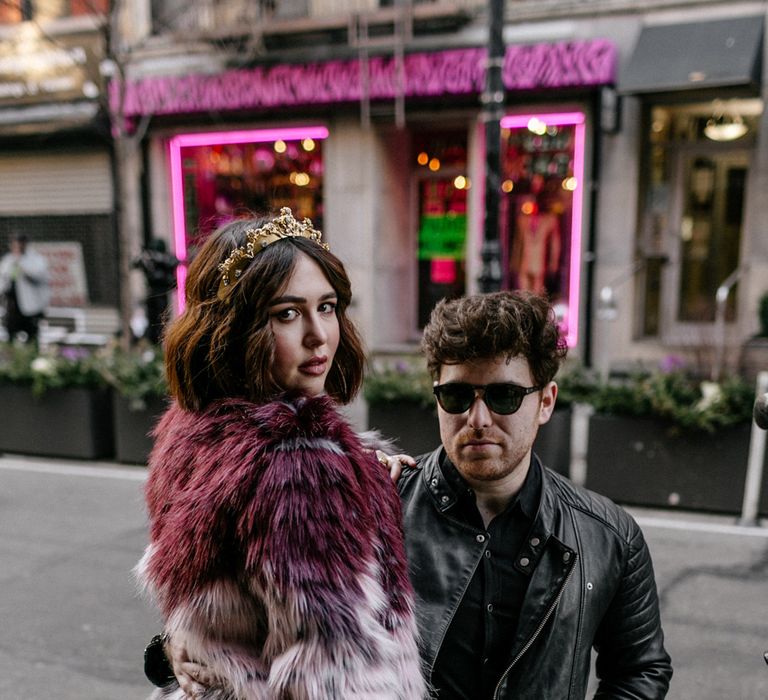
533,407,571,476
112,394,168,464
586,414,768,515
367,402,441,457
0,385,114,459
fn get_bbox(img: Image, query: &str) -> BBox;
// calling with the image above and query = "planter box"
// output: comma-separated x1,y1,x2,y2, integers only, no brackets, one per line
367,403,440,457
0,385,114,459
740,337,768,383
586,415,768,515
112,394,168,464
533,407,571,476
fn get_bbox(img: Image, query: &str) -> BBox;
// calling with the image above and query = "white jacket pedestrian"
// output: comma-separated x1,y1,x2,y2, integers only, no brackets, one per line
0,240,50,316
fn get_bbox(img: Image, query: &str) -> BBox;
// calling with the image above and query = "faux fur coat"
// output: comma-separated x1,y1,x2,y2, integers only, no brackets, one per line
137,395,426,700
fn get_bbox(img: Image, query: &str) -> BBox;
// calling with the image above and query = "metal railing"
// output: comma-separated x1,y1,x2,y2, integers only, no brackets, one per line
711,266,747,381
740,371,768,525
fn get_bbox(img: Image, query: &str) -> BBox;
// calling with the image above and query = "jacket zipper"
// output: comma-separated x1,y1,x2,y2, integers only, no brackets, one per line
492,553,578,699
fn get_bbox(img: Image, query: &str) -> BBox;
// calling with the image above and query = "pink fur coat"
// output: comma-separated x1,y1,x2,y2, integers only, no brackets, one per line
137,395,426,700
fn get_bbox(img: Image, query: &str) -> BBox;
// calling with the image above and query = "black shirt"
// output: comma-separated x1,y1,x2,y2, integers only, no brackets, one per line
430,454,542,699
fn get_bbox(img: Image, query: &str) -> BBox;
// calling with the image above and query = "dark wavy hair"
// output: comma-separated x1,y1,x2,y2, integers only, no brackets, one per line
421,290,567,386
164,215,366,411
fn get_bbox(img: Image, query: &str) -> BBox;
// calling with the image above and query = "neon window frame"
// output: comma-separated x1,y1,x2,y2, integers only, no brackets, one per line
499,111,586,348
168,125,330,311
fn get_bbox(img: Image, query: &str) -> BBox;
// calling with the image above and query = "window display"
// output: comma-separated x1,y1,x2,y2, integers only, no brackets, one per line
169,126,328,306
499,112,585,346
413,130,468,328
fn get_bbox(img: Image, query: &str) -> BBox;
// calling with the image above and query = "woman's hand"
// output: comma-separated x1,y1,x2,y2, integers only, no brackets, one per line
165,635,217,698
375,450,417,483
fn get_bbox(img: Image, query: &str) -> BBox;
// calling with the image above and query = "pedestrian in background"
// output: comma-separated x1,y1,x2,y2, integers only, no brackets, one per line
132,238,179,344
0,233,50,344
138,209,425,699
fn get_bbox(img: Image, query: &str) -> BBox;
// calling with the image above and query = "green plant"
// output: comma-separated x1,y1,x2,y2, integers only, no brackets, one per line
587,369,754,434
363,358,435,410
0,342,107,396
99,344,167,410
554,363,601,408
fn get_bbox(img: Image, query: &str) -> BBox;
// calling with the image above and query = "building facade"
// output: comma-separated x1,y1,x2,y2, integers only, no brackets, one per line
3,0,767,381
0,0,119,333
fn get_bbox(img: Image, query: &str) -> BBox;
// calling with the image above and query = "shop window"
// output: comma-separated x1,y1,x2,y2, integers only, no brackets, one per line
169,126,328,309
639,99,761,334
499,112,586,347
413,130,468,328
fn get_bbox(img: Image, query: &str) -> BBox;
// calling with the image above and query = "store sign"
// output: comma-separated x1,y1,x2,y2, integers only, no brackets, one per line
119,40,616,117
0,32,103,107
33,242,88,307
418,213,467,260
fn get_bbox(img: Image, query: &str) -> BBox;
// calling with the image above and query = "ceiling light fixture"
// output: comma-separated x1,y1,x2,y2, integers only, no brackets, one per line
704,112,748,141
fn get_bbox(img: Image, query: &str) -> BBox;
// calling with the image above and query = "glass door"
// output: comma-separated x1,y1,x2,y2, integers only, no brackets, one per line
662,147,748,340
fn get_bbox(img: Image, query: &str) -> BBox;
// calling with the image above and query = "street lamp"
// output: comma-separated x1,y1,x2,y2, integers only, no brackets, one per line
478,0,505,293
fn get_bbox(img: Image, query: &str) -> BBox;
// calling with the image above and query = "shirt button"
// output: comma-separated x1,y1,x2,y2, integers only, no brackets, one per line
519,557,530,567
476,534,486,543
487,603,494,612
563,552,572,563
530,537,540,547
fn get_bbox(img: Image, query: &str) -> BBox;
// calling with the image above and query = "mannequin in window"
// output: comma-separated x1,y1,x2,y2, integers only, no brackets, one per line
510,195,561,295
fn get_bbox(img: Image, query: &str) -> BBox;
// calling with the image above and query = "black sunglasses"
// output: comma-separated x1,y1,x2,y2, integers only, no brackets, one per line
433,382,543,415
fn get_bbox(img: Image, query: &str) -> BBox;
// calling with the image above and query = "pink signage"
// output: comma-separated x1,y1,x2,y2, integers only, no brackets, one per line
117,40,615,118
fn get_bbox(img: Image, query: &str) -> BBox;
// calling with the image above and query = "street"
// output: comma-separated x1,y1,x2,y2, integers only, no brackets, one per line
0,454,766,700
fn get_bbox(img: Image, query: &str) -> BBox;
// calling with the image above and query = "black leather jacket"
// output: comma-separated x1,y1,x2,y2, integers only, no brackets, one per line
399,449,672,700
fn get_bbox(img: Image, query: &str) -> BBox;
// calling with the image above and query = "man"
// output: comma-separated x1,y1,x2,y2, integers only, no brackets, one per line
148,290,672,699
399,290,671,698
0,234,50,343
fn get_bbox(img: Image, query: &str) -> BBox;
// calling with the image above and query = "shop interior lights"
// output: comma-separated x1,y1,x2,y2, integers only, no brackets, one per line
169,126,329,311
500,112,586,347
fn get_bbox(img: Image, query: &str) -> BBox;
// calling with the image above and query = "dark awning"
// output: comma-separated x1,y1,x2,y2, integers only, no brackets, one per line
619,16,763,94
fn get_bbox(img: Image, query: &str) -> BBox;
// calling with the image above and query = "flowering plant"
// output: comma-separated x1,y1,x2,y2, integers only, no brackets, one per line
363,357,435,410
0,342,106,396
98,343,167,410
583,367,754,434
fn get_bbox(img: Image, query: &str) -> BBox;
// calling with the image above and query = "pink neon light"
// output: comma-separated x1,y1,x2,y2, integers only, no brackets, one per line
499,111,586,347
169,126,329,312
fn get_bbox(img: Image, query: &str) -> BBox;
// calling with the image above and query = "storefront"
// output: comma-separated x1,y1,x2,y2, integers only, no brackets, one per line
127,37,615,354
598,13,767,375
0,28,116,314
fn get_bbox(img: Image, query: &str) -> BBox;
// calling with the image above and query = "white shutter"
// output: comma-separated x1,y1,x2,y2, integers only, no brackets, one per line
0,150,112,215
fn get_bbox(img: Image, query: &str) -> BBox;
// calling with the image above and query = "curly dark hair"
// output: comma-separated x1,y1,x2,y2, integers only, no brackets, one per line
164,214,366,411
421,291,567,386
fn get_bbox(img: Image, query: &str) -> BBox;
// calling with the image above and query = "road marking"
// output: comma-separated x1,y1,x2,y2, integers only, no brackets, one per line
636,515,768,538
0,458,147,482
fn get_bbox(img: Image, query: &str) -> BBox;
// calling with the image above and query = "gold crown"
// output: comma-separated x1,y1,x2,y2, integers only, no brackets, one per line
217,207,329,299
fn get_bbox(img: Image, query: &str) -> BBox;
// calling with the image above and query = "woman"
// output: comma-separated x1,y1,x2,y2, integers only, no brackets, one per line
138,208,425,699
